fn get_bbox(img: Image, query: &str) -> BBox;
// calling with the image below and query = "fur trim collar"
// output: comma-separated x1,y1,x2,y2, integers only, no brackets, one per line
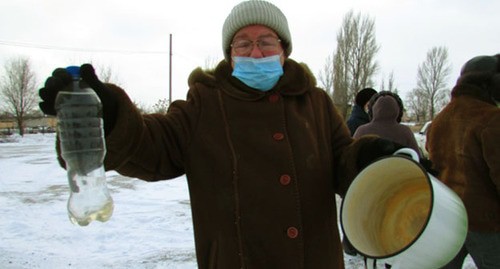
453,72,497,105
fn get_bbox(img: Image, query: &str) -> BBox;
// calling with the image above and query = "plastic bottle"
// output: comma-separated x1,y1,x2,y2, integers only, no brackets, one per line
55,66,114,226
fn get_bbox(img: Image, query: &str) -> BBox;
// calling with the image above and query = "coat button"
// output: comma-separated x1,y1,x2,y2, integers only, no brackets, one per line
279,174,291,185
273,132,284,141
287,227,299,239
269,94,280,103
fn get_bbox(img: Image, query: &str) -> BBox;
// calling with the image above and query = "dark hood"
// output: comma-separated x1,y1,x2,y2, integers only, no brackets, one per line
371,95,399,122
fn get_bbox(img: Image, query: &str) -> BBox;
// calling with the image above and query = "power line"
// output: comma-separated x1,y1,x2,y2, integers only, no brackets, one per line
0,40,169,55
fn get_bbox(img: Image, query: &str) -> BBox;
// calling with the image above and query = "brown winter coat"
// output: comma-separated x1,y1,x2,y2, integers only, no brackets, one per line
86,59,377,268
427,80,500,232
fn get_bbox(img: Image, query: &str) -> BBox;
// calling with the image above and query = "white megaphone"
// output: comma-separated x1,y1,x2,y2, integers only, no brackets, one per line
340,148,468,269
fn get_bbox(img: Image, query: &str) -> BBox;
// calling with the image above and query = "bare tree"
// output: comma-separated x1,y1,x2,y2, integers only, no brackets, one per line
317,54,334,96
414,46,452,120
332,52,349,116
151,98,170,114
92,63,121,84
380,71,398,93
0,57,38,136
98,65,116,84
405,88,429,122
131,99,150,114
332,10,380,118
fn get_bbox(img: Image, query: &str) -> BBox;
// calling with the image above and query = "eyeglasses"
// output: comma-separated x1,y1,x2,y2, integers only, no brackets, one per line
231,36,282,55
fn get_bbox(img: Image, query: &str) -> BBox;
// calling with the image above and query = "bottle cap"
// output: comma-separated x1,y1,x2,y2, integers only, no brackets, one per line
66,66,80,79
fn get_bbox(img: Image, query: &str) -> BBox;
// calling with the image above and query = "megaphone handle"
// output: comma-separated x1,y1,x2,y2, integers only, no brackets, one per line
393,148,419,162
363,257,393,269
364,257,377,269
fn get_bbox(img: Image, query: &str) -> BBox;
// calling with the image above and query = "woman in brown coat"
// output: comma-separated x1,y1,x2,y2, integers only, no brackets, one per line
427,54,500,268
39,1,401,268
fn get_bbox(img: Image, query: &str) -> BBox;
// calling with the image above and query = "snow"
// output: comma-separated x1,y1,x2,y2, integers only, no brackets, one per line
0,134,476,268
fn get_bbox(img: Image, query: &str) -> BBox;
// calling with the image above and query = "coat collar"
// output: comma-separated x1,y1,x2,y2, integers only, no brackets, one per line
452,72,497,105
188,58,317,101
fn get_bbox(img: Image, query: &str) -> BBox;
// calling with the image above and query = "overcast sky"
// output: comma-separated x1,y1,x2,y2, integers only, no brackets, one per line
1,0,499,108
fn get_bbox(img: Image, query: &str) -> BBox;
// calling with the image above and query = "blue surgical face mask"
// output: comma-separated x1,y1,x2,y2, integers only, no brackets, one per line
231,54,284,91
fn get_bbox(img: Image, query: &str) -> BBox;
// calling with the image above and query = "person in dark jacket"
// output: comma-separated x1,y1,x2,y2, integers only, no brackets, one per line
38,1,403,268
346,87,377,136
427,54,500,269
354,91,420,155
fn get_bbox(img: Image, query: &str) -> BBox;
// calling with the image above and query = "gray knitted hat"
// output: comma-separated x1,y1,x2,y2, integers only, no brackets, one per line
222,0,292,62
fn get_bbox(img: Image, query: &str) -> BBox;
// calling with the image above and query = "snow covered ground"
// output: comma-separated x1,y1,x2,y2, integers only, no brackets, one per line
0,134,475,268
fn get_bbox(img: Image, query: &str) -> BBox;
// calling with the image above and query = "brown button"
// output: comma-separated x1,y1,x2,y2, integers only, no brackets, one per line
279,174,291,185
273,132,284,141
287,227,299,239
268,94,280,103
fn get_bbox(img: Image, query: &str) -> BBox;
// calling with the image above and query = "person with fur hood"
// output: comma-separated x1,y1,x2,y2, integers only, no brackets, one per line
427,54,500,269
38,1,405,268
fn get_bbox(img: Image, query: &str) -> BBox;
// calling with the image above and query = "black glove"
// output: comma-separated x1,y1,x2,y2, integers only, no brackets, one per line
356,138,404,171
418,157,439,177
356,138,440,177
39,64,118,135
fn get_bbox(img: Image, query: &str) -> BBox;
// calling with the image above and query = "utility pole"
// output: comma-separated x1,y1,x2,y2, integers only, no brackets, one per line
169,33,172,105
